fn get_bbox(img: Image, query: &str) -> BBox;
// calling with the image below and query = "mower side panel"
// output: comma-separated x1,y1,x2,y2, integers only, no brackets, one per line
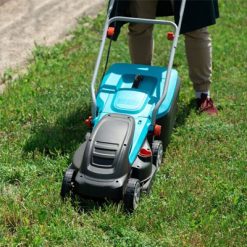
72,142,87,170
157,78,180,149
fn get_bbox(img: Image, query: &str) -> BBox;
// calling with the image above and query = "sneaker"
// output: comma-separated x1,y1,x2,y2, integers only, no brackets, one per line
196,93,218,116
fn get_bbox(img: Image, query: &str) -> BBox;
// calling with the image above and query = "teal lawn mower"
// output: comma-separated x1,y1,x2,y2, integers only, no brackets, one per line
61,0,186,212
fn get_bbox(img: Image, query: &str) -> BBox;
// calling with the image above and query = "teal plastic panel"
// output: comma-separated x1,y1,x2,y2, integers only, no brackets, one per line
95,63,179,164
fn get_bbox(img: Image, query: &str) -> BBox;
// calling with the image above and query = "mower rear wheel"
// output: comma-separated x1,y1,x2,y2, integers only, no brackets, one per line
152,140,164,169
60,167,76,200
123,178,141,212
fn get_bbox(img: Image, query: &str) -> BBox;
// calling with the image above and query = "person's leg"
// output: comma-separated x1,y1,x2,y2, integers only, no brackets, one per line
184,27,218,115
128,0,158,65
184,27,212,94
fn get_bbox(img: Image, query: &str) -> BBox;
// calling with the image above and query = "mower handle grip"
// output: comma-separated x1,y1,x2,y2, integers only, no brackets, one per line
108,16,177,29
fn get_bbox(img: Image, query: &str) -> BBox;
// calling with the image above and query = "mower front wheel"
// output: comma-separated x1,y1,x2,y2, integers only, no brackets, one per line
60,166,76,200
123,178,141,212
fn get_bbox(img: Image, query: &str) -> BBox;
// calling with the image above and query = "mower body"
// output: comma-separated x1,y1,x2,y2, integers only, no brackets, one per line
67,63,180,202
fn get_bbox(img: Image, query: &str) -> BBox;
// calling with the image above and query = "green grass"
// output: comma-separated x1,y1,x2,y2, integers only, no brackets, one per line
0,0,246,246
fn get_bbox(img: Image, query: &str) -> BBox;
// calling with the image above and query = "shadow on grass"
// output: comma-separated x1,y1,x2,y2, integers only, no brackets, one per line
175,98,197,128
23,107,91,158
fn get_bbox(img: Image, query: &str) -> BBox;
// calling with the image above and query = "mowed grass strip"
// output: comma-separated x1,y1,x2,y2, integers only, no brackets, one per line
0,0,246,246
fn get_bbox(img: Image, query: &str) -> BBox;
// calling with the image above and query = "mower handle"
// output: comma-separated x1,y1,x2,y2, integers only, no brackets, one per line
91,0,187,127
90,17,178,119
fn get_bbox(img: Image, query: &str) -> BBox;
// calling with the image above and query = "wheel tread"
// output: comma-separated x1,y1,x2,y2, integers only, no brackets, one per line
123,178,141,212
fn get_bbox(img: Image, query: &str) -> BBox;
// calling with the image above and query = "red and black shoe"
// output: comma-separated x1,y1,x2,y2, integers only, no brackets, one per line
196,93,218,116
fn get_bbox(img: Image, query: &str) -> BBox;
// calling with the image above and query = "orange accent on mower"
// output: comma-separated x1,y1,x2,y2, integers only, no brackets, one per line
154,124,162,137
167,32,175,41
107,27,115,37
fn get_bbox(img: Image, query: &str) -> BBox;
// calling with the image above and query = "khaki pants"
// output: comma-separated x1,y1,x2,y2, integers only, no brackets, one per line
128,0,212,92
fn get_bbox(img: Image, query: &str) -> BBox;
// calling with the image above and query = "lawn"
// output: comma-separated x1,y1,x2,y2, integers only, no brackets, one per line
0,0,246,246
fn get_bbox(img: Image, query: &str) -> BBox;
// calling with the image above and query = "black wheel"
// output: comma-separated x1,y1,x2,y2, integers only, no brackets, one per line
60,167,76,200
152,140,163,169
123,178,141,212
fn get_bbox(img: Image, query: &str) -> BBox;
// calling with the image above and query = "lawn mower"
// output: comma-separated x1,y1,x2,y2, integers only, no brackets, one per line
61,0,186,212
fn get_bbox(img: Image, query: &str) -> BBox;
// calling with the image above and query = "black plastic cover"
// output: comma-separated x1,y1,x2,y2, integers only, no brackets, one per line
74,114,135,200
